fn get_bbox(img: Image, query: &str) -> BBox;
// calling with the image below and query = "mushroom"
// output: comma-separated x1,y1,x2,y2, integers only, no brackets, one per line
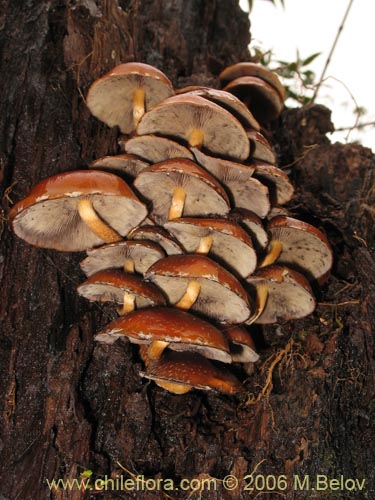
96,307,231,363
137,93,250,160
80,240,165,277
164,217,257,278
228,208,269,252
77,269,166,317
141,351,244,395
120,134,194,163
145,254,253,324
9,170,147,251
90,154,149,180
246,266,316,324
86,62,174,134
222,325,260,363
265,216,334,281
128,225,184,255
247,130,276,164
133,159,230,224
253,163,294,206
192,148,270,218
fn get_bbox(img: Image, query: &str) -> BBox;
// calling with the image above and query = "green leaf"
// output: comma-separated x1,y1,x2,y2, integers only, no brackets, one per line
302,52,321,66
81,470,93,478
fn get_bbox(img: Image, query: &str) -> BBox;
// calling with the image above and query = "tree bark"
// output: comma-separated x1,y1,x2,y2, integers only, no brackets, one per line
0,1,374,500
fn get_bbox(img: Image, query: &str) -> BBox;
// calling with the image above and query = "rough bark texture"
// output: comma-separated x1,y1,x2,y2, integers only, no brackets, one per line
0,1,374,499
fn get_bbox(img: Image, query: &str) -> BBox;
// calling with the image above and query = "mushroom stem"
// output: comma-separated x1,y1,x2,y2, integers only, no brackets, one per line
196,235,214,254
189,128,204,148
124,258,135,273
246,284,269,325
259,240,283,268
168,187,186,220
175,280,201,310
155,380,193,394
117,292,136,315
133,87,146,127
148,340,170,360
77,198,122,243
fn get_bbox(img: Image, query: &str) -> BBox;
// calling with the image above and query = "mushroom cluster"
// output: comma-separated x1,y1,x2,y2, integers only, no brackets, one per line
9,61,333,396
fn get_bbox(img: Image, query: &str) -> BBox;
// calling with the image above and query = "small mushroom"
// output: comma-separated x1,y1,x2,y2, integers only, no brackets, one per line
164,217,257,278
86,62,174,134
90,154,149,180
145,254,253,324
80,240,165,277
9,170,147,251
247,129,276,164
141,351,244,395
253,163,294,206
133,159,230,224
96,307,231,363
120,134,194,163
192,148,270,218
77,269,166,317
223,325,260,363
128,225,184,255
137,94,250,160
229,208,269,252
246,266,316,324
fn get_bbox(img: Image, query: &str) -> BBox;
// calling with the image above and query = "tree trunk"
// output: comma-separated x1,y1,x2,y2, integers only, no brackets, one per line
0,1,374,499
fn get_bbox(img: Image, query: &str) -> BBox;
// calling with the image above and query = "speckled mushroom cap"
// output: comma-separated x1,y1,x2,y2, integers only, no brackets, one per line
164,217,257,278
253,163,294,206
133,159,231,224
142,351,244,394
120,135,194,163
137,93,250,160
9,170,147,251
267,216,333,281
77,269,166,308
247,130,276,164
246,265,316,324
96,307,231,363
128,225,184,255
192,148,270,218
90,154,149,180
219,62,286,101
86,62,174,134
80,240,165,276
223,325,259,363
223,76,283,124
229,208,269,251
145,254,253,324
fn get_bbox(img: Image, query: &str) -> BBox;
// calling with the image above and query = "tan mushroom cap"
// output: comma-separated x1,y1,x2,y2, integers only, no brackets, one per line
164,217,257,278
145,254,253,324
267,216,333,281
86,62,174,134
192,148,270,218
128,225,184,255
254,163,295,205
90,154,149,179
219,62,286,101
223,325,259,363
96,307,231,363
80,240,165,277
133,159,230,224
229,208,269,250
137,94,250,160
247,130,276,164
9,170,147,251
121,134,194,163
141,351,244,395
246,265,316,324
224,76,283,124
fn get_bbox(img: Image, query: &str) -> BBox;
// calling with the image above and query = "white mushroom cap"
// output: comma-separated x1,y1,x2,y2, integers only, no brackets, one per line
120,134,194,163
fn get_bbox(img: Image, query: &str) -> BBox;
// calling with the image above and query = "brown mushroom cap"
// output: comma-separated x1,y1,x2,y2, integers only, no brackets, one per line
141,351,244,394
254,163,295,205
145,254,252,324
267,216,333,281
128,225,184,255
9,170,147,251
96,307,231,363
120,134,194,163
137,94,250,160
192,148,270,218
229,208,269,251
223,325,259,363
133,159,230,224
164,217,257,278
90,154,149,180
77,269,166,309
223,76,283,124
246,265,316,324
219,62,286,101
80,240,165,277
247,130,276,164
86,62,174,134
